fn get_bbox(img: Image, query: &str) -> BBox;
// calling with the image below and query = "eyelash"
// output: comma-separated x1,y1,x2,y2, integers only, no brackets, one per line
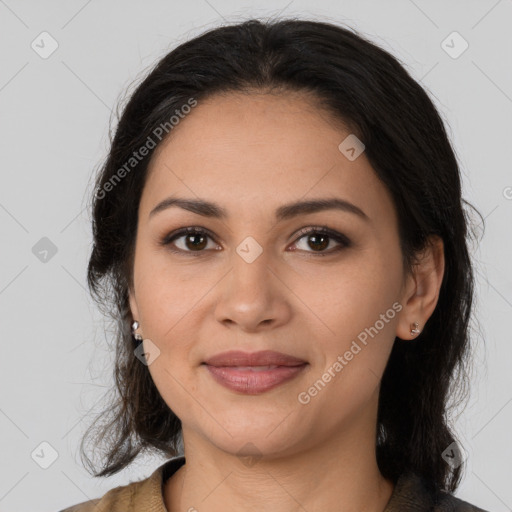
159,225,351,258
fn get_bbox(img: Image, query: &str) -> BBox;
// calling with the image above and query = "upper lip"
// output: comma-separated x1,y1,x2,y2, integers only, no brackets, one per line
203,350,307,367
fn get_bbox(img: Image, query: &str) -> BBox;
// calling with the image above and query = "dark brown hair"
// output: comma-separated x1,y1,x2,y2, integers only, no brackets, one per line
81,17,484,493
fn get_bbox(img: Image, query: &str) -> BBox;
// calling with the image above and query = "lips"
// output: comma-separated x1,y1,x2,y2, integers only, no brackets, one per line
202,350,308,394
203,350,307,367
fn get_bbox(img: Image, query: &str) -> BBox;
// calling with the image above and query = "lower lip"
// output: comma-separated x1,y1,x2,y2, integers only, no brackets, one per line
203,364,307,394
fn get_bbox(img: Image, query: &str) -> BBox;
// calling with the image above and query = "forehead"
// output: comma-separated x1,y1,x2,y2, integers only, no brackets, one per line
140,92,397,231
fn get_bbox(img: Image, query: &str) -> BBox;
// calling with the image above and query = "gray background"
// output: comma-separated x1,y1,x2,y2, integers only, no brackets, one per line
1,1,511,511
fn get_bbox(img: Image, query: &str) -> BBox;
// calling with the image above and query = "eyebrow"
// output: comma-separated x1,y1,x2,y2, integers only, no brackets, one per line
149,196,369,222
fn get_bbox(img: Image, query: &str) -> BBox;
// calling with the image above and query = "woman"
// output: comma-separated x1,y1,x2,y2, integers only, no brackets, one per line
59,18,490,512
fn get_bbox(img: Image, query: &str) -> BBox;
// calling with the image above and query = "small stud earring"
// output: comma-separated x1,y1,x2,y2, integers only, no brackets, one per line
131,320,143,341
410,321,421,336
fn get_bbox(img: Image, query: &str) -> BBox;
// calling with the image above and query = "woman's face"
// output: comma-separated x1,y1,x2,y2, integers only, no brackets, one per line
129,91,422,459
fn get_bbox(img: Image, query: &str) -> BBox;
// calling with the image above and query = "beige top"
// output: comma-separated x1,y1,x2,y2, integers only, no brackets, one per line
59,457,185,512
58,456,490,511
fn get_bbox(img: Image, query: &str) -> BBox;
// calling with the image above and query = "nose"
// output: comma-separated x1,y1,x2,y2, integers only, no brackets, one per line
213,247,292,332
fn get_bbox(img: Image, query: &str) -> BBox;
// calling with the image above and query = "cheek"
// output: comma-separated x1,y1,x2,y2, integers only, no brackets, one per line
134,251,203,331
292,255,400,387
133,253,216,360
294,254,399,333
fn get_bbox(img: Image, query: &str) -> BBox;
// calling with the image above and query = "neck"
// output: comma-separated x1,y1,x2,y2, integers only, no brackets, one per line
164,398,395,512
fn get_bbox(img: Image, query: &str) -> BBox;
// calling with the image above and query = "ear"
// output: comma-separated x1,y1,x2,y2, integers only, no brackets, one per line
396,235,445,340
128,285,140,323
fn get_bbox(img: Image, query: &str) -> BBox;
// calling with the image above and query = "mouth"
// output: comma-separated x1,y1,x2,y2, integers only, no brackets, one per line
201,361,308,394
203,349,307,367
201,350,308,394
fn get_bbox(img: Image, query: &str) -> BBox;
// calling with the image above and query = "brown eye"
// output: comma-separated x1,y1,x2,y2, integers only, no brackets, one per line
305,233,330,251
160,225,350,257
291,226,351,256
182,232,208,251
161,227,218,255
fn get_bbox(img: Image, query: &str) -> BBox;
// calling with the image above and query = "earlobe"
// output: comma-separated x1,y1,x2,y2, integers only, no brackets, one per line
128,289,143,341
396,236,445,341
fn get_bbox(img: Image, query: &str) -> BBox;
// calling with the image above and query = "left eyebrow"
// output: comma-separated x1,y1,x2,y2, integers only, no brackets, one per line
149,196,370,223
275,198,369,222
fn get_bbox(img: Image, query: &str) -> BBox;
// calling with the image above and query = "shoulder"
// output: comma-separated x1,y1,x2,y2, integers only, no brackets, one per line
57,482,138,512
433,488,491,512
58,498,101,512
386,471,492,512
57,457,185,512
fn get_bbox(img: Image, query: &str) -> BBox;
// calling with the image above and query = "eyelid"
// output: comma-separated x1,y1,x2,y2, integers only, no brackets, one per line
160,225,351,256
290,225,351,256
159,226,220,254
292,225,350,244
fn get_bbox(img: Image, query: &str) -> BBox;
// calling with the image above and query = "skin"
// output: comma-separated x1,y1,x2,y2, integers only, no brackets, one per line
128,90,445,512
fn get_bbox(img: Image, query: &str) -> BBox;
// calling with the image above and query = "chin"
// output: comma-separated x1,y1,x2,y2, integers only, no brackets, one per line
205,424,302,460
